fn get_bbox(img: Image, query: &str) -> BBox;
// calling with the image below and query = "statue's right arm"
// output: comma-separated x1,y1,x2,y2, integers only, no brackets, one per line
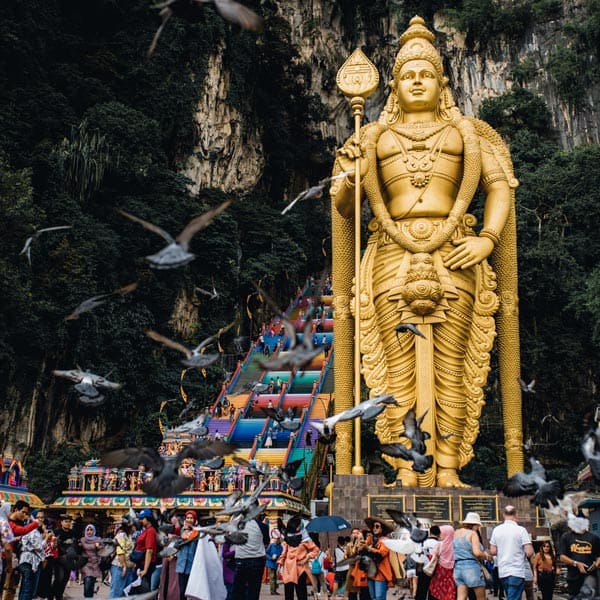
331,136,369,219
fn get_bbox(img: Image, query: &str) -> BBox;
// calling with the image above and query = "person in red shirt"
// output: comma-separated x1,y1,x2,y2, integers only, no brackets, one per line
3,501,38,600
132,510,158,591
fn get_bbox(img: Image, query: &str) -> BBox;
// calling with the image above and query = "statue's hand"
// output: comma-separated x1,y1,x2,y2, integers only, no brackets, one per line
335,141,369,180
443,236,494,270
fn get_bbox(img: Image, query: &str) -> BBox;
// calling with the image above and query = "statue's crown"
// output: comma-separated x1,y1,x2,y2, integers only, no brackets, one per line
393,16,444,81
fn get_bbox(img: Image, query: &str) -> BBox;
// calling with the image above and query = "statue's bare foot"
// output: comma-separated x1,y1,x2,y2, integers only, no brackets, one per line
436,469,470,488
397,468,418,487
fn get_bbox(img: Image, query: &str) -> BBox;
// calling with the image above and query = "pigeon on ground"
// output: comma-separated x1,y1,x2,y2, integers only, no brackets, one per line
146,320,234,369
19,225,72,265
281,171,352,215
100,439,236,497
53,368,122,400
311,395,398,443
502,456,563,508
117,201,231,269
64,282,138,320
147,0,263,58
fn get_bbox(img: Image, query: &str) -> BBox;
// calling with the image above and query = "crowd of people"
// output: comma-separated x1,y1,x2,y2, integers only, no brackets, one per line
1,500,598,600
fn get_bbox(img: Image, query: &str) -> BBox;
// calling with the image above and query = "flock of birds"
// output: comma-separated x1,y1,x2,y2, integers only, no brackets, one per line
18,0,600,564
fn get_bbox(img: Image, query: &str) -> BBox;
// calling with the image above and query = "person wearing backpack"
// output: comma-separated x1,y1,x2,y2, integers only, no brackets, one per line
309,540,327,600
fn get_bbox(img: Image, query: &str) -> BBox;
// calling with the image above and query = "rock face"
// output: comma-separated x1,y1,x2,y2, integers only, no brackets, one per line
181,1,599,197
2,1,599,459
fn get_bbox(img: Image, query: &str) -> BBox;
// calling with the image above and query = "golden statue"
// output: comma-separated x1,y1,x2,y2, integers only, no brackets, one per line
331,16,523,487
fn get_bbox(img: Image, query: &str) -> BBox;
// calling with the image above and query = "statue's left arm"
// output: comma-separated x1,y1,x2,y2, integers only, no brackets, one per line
444,138,511,270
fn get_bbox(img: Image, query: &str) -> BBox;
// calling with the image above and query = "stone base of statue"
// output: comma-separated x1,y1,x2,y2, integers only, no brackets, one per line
330,474,549,538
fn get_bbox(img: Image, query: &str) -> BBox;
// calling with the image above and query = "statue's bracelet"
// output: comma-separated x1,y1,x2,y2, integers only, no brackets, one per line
480,228,500,246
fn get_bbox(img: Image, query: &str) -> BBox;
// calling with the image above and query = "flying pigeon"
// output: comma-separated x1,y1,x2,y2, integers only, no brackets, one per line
255,286,323,372
519,378,536,394
311,395,398,443
53,368,122,400
146,320,234,368
386,509,428,543
148,0,263,58
379,442,433,473
100,439,236,497
64,282,138,320
117,200,231,269
502,456,563,507
195,285,219,300
261,407,301,431
398,409,431,455
19,225,72,265
395,323,427,341
244,381,269,394
581,425,600,483
281,171,352,215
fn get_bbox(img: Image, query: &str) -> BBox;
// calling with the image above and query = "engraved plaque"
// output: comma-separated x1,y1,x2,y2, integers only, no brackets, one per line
414,495,451,522
368,495,406,521
459,496,499,523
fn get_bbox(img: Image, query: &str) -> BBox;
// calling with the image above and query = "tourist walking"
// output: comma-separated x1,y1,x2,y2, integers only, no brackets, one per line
79,524,102,598
453,513,488,600
176,511,199,600
416,525,440,600
428,525,455,600
489,506,534,600
558,513,600,598
108,521,135,599
532,541,560,600
277,516,319,600
266,530,284,595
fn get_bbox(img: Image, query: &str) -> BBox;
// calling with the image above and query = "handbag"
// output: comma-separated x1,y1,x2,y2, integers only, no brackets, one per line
423,553,438,576
129,549,145,565
480,563,492,585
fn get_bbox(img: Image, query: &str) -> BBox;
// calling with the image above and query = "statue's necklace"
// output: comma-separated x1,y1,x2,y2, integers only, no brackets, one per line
391,125,450,188
391,121,448,142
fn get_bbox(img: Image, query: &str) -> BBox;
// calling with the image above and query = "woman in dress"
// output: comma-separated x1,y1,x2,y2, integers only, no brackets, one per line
109,521,135,599
532,541,560,600
428,525,455,600
452,513,489,600
79,524,102,598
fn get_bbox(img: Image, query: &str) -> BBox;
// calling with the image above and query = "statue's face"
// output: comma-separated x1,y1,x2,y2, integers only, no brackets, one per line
396,59,441,113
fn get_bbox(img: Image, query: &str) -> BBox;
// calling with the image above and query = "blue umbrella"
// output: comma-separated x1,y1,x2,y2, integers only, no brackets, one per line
306,515,351,532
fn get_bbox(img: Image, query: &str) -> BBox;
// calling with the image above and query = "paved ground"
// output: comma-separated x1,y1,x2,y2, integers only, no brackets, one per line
61,578,569,600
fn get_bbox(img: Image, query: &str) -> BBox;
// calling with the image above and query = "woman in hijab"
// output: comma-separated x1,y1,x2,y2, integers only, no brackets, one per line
79,524,103,598
176,510,199,600
428,525,456,600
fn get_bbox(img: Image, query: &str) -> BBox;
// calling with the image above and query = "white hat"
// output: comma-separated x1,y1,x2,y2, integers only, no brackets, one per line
462,512,482,525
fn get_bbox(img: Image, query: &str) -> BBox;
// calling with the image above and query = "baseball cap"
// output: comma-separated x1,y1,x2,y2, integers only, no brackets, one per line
138,509,153,519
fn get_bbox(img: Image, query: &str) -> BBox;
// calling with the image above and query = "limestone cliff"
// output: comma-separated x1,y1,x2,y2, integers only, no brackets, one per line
183,0,599,195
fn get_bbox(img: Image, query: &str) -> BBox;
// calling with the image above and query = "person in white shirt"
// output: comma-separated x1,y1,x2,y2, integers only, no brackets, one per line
489,506,534,600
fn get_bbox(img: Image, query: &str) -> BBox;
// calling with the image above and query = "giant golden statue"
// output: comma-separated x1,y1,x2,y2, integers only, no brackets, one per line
330,16,523,487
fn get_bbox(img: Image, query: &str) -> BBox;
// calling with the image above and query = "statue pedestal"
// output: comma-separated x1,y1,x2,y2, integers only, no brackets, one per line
331,474,549,538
